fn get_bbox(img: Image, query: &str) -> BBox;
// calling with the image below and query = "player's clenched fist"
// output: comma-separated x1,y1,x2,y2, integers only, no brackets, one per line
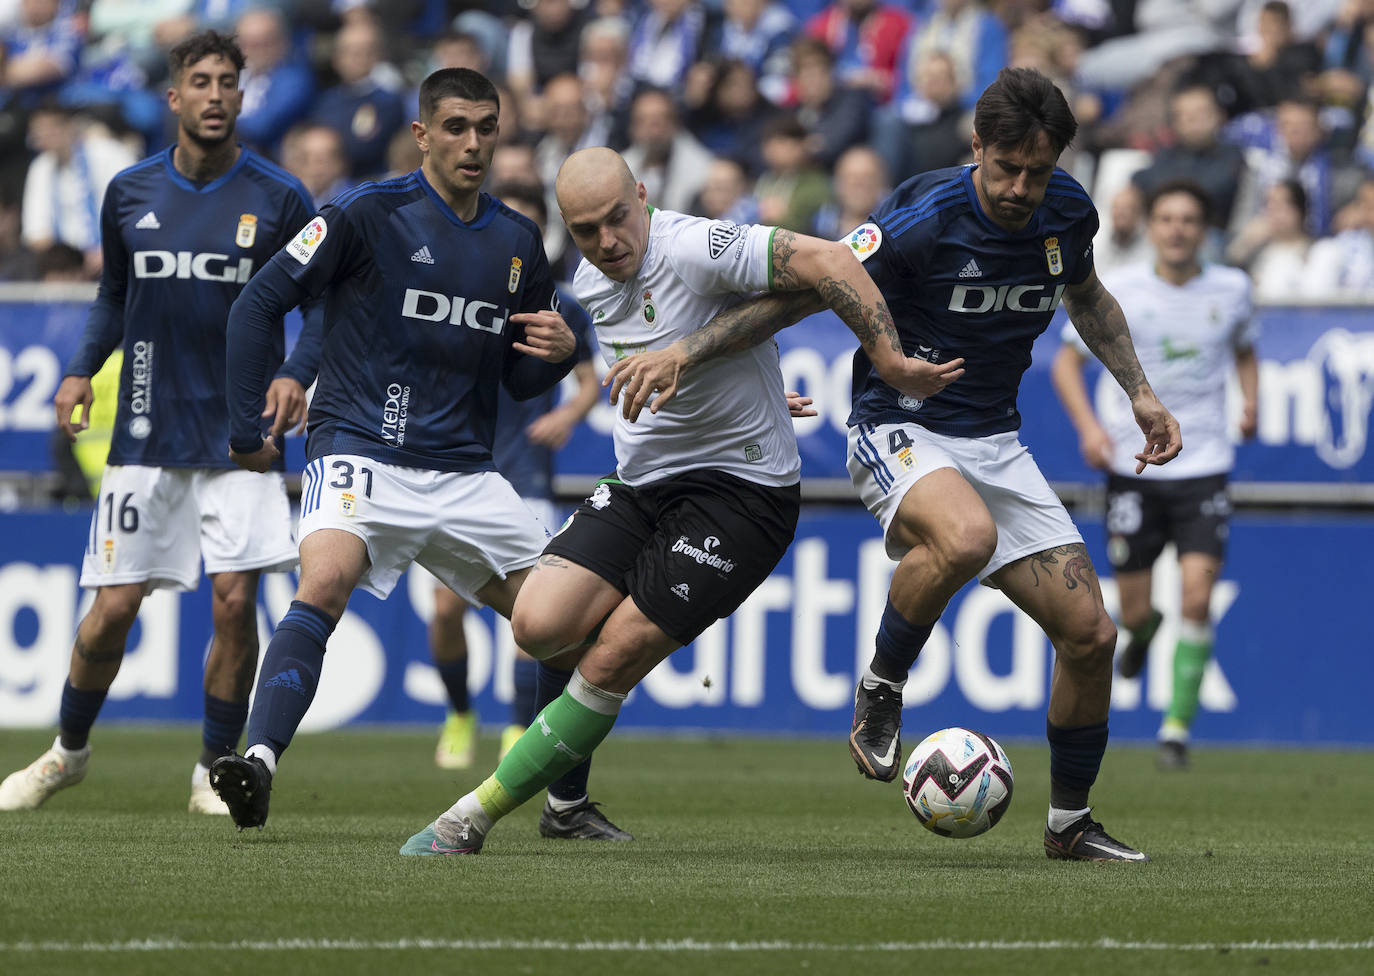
54,375,94,442
511,310,576,363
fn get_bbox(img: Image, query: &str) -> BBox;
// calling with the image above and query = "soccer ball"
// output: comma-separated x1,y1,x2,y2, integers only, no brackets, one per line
901,727,1014,838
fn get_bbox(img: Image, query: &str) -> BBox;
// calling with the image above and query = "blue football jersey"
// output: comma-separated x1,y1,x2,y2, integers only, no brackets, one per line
491,285,595,500
67,147,317,468
849,164,1099,437
234,169,573,473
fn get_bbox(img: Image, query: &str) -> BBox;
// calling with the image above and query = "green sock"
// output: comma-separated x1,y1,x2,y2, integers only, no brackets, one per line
485,669,624,813
1164,620,1213,729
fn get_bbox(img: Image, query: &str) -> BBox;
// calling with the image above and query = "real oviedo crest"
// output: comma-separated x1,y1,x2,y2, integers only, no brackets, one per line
1044,236,1063,276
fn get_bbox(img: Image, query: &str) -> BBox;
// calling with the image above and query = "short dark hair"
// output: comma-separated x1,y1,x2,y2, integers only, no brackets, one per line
1146,179,1211,222
418,68,500,123
493,181,547,226
1273,177,1308,220
1260,1,1291,23
973,67,1077,156
168,30,244,84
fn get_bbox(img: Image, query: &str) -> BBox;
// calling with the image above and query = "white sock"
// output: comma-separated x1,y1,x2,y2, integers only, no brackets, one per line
440,791,493,835
50,736,87,760
245,744,278,777
546,792,586,814
1047,805,1092,833
191,763,211,786
861,666,907,692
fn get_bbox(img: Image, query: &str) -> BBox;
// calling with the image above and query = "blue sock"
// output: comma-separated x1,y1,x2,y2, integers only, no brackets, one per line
244,601,335,760
537,662,592,802
512,658,538,726
435,658,470,713
871,598,935,683
58,680,107,751
200,693,249,766
1047,719,1110,811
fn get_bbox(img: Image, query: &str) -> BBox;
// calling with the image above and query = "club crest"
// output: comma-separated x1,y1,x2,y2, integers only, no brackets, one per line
236,213,258,248
1044,236,1063,276
509,256,522,293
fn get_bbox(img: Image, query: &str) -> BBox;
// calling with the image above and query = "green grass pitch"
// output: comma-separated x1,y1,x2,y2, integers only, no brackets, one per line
0,727,1370,976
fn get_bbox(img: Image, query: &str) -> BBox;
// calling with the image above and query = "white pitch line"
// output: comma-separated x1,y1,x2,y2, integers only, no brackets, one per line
1,939,1371,953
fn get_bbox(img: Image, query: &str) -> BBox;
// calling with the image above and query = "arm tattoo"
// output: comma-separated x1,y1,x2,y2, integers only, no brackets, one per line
1024,544,1099,592
1063,277,1148,398
74,632,124,664
813,274,903,356
770,228,802,290
682,291,825,367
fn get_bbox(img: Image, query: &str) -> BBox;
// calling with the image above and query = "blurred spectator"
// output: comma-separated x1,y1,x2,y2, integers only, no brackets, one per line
1133,85,1249,230
535,73,602,190
791,36,871,170
1226,178,1313,299
579,16,635,148
281,122,352,205
627,0,715,94
1,0,83,105
899,0,1008,112
1304,171,1374,296
234,6,313,154
490,141,541,188
385,124,422,177
621,86,714,212
508,0,590,106
431,30,492,74
34,239,83,279
872,48,968,182
85,0,197,81
811,144,887,238
692,155,761,222
754,113,829,230
1229,95,1336,235
1316,0,1374,151
0,187,38,281
1230,1,1322,110
707,0,797,104
1093,182,1153,273
311,14,406,179
684,58,779,170
21,102,136,278
804,0,913,104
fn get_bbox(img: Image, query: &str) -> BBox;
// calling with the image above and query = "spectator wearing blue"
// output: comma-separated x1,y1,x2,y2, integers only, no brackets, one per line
233,6,313,155
708,0,797,105
281,122,355,206
871,47,968,182
311,15,406,179
507,0,590,106
684,58,780,172
790,35,871,171
627,0,716,94
896,0,1007,113
803,0,912,106
1228,95,1335,235
1,0,83,107
1133,85,1249,232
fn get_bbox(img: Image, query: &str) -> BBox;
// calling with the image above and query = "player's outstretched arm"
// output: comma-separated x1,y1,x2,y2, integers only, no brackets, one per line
1236,345,1259,440
1062,269,1182,472
1049,342,1113,470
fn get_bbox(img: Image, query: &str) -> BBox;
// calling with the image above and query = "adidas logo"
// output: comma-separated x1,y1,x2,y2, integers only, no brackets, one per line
135,211,161,230
411,245,435,264
958,258,982,278
264,668,306,694
670,582,691,601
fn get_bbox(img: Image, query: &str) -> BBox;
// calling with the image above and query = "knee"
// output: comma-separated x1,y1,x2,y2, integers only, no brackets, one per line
1055,609,1118,667
88,586,143,635
935,515,998,579
212,589,257,633
511,603,580,660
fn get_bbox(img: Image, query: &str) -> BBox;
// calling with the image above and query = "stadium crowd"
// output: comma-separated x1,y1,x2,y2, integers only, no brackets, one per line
2,0,1373,297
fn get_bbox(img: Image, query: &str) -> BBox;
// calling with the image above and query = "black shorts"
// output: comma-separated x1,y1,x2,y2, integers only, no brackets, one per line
1104,473,1231,572
543,469,801,645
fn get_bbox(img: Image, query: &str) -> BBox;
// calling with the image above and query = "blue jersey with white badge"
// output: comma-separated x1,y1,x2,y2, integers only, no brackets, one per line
265,169,566,472
848,164,1098,437
68,146,316,468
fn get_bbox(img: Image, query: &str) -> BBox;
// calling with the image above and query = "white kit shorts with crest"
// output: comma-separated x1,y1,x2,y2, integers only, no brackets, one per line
298,455,549,603
847,423,1082,580
80,465,297,590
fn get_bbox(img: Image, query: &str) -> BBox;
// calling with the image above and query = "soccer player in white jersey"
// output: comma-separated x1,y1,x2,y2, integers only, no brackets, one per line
399,146,960,854
0,32,318,815
605,69,1183,863
1052,180,1259,770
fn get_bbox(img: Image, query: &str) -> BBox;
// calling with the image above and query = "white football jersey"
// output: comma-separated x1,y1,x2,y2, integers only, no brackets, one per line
572,209,800,487
1063,262,1257,479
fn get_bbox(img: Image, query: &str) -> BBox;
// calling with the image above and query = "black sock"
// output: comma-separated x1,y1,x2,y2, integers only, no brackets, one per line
871,598,935,683
199,693,249,767
435,657,470,714
58,680,107,751
243,601,335,760
1047,719,1110,812
512,657,538,726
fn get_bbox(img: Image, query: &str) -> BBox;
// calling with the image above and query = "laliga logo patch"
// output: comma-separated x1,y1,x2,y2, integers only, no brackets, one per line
1044,236,1063,276
235,213,258,248
642,290,657,324
287,217,327,265
509,256,522,293
845,223,882,262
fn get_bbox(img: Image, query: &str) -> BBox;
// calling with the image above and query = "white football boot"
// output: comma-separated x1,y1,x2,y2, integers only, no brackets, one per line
188,763,231,815
0,737,89,810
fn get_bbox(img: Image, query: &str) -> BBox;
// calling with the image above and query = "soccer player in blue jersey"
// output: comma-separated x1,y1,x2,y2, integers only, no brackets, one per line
611,68,1182,862
0,32,321,815
211,68,585,832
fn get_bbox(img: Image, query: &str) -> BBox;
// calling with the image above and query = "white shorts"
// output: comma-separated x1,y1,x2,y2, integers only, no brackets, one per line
847,423,1082,580
298,455,549,602
80,465,297,591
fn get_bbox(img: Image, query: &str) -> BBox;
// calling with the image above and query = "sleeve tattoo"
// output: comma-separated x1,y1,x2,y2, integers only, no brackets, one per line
1063,277,1148,398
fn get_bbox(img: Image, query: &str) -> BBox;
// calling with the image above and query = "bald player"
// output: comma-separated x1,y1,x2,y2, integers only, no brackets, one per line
400,146,961,855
